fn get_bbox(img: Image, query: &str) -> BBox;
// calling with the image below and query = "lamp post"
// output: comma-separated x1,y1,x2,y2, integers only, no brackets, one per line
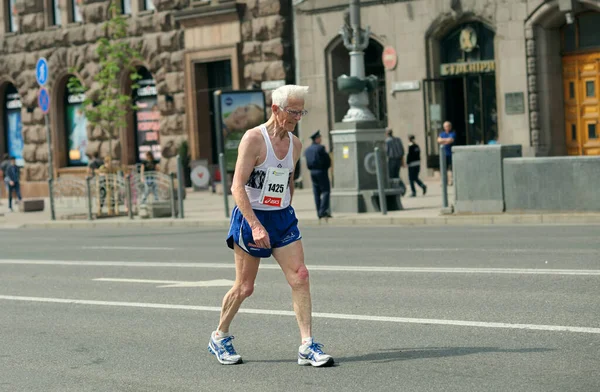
337,0,377,122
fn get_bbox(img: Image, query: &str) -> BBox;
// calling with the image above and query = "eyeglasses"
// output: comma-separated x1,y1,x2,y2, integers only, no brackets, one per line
282,108,308,118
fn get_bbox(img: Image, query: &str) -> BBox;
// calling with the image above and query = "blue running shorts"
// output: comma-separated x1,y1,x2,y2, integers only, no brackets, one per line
226,205,302,258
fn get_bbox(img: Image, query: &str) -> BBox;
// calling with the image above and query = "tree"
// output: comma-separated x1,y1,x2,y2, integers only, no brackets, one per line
68,0,142,169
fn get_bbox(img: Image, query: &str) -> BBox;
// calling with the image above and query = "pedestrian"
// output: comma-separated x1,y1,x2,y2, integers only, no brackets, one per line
304,130,332,219
385,127,405,180
406,135,427,197
5,156,22,211
0,153,10,204
208,84,334,367
141,151,159,204
86,152,103,177
437,121,456,172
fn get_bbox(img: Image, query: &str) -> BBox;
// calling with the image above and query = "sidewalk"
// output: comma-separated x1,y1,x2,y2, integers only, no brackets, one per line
1,177,600,229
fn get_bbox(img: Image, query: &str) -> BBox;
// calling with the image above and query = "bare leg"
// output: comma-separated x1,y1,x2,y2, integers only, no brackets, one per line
272,240,312,340
217,244,261,333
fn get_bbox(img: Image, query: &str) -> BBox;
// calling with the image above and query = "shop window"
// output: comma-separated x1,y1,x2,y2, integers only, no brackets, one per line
64,83,88,166
4,84,24,166
132,67,160,163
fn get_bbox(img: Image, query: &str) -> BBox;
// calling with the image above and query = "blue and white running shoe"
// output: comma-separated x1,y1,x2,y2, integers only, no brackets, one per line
208,331,243,365
298,341,334,367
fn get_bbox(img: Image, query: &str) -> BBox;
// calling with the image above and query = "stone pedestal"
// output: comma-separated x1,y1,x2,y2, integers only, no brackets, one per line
330,121,403,213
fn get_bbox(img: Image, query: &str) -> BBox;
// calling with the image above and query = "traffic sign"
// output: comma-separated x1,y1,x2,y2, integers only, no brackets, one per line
38,88,50,114
382,46,398,71
36,58,49,86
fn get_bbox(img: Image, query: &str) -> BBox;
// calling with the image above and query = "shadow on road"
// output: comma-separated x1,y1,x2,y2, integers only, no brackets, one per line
249,346,553,365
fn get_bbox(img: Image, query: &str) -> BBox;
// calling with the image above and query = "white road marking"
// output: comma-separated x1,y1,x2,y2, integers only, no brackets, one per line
0,295,598,334
81,246,175,251
93,278,235,288
1,259,600,276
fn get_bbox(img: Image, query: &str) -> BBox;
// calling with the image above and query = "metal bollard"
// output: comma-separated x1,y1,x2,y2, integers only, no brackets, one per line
169,173,176,218
374,147,387,215
218,152,230,218
85,176,93,220
439,146,448,208
48,178,56,221
125,174,133,220
176,154,185,219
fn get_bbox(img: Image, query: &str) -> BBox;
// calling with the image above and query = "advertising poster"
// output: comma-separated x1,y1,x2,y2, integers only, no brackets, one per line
134,80,161,162
220,91,266,172
5,93,23,166
66,93,89,166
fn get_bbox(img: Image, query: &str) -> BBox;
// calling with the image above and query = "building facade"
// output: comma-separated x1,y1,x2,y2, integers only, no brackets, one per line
295,0,600,173
0,0,294,197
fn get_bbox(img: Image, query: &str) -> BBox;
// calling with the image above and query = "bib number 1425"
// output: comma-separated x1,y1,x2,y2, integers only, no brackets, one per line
267,183,285,193
259,167,289,207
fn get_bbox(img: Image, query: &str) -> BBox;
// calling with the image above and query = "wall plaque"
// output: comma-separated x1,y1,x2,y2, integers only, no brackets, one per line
505,92,525,115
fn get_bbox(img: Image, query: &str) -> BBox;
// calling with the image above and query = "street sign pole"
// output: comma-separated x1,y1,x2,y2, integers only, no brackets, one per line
37,58,55,220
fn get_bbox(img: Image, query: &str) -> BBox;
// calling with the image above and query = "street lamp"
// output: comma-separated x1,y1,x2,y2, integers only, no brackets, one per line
337,0,377,122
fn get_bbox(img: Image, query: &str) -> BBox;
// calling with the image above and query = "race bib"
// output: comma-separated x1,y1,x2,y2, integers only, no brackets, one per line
259,167,289,207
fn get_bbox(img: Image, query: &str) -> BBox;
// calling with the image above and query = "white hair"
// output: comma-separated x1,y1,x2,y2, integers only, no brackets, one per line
271,84,309,108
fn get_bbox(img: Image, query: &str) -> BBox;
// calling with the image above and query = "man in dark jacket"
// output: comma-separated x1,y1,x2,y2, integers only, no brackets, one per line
406,135,427,197
5,156,22,211
304,130,332,219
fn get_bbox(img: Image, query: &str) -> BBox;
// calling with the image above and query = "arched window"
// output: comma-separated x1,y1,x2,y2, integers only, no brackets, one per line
71,0,82,22
64,79,89,166
132,67,160,163
143,0,155,11
51,0,61,26
4,84,23,166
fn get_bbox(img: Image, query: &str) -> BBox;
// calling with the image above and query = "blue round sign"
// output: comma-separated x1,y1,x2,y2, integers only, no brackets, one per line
36,58,49,86
38,87,50,114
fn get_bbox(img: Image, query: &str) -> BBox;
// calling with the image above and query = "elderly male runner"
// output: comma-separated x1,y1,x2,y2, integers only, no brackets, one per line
207,85,334,367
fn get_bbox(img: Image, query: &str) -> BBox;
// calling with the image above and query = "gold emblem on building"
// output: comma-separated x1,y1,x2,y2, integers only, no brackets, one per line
459,26,477,53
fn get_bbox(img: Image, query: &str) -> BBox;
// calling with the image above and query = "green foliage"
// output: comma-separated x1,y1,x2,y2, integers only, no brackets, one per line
67,0,143,144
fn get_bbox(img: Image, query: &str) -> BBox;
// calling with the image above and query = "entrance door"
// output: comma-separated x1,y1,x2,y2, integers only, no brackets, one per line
562,53,600,156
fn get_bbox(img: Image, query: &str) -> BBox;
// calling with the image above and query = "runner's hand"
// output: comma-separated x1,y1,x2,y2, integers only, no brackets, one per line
251,223,271,249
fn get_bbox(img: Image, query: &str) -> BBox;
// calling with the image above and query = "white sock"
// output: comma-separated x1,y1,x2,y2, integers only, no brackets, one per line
301,337,313,347
215,330,230,339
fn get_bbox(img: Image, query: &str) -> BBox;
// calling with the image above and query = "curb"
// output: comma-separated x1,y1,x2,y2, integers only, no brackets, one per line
11,213,600,229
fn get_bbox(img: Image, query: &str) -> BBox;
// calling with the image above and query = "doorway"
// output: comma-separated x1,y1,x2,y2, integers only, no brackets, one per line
194,60,232,165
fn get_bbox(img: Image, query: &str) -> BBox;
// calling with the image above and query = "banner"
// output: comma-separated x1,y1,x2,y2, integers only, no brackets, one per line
220,91,266,172
66,93,89,166
134,80,161,162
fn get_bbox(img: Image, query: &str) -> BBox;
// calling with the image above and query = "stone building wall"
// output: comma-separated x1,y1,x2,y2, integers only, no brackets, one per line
0,0,186,182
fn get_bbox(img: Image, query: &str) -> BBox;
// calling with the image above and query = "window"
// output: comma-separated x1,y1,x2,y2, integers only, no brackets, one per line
7,0,18,32
589,123,597,139
571,124,577,141
64,84,89,166
121,0,131,14
4,84,24,166
51,0,61,26
585,81,595,98
144,0,155,11
561,12,600,53
71,0,82,22
569,82,575,99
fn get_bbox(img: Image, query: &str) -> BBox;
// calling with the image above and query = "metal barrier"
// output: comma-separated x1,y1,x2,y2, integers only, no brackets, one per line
88,173,129,218
130,171,177,219
50,176,89,220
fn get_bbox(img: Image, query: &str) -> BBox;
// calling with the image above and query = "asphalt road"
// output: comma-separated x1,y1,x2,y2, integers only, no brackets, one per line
0,225,599,392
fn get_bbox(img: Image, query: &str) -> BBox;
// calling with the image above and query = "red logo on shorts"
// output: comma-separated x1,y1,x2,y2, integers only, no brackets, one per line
263,197,282,207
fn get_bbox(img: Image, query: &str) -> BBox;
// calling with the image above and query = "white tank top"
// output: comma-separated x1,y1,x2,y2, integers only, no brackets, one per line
245,125,294,211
